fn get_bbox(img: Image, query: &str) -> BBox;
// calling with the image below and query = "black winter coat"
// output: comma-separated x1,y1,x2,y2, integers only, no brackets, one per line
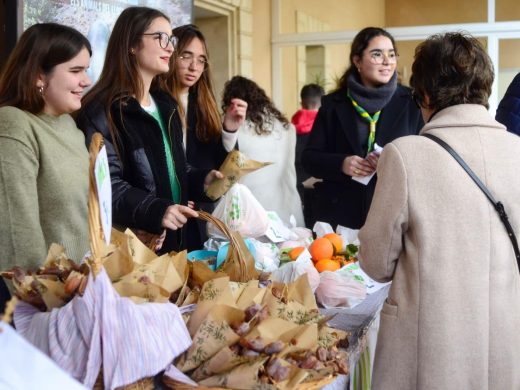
496,72,520,136
185,91,234,250
76,89,208,252
302,85,423,229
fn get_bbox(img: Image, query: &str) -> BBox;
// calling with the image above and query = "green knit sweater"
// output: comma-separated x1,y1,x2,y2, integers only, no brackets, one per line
0,106,90,271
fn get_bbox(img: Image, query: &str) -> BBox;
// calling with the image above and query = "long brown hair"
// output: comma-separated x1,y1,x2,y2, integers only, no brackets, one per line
0,23,91,113
80,7,169,153
164,24,221,142
222,76,289,135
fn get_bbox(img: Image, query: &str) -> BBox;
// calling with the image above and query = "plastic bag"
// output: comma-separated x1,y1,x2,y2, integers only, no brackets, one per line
315,270,367,309
249,240,280,272
270,249,320,292
208,183,269,239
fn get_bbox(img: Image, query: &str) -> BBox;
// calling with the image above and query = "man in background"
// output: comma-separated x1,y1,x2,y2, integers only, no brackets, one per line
291,83,325,227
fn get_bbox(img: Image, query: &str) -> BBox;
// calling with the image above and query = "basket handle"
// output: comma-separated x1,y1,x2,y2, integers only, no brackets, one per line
87,133,106,276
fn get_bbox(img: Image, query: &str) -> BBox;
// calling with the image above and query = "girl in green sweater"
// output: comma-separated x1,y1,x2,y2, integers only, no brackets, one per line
0,23,92,311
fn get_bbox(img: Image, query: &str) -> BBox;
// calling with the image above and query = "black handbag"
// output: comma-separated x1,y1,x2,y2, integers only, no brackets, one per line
423,133,520,273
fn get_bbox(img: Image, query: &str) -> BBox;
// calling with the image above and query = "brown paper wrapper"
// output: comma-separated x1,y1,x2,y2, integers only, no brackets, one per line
177,304,244,372
187,277,235,336
262,277,322,326
198,356,269,389
205,150,271,200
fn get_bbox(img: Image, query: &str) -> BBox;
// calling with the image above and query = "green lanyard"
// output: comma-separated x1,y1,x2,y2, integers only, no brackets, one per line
148,108,181,204
348,91,381,153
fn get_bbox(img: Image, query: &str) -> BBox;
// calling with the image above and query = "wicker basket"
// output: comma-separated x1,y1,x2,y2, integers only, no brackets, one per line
88,134,156,390
161,374,336,390
196,211,258,282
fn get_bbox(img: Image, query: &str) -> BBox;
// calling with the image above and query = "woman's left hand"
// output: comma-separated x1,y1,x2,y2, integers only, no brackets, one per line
204,170,224,190
223,98,248,132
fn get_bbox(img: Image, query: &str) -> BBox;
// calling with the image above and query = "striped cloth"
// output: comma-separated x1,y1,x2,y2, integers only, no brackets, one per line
14,268,191,389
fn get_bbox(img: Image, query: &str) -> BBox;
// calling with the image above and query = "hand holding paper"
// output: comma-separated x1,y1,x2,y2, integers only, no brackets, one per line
352,143,383,186
205,150,271,200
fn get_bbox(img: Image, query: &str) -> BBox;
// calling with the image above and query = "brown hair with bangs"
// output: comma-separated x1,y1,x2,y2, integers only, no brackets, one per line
0,23,91,113
411,32,493,111
164,24,222,143
80,6,169,155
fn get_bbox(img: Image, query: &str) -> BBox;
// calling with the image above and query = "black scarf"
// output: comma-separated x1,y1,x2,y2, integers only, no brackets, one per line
346,71,397,113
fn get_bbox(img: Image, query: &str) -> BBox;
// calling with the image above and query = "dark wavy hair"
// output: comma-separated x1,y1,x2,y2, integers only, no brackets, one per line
411,32,493,110
164,24,221,143
221,76,289,135
337,27,396,90
0,23,91,113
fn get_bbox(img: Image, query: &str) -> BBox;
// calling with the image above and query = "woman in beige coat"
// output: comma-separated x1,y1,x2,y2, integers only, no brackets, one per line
359,32,520,390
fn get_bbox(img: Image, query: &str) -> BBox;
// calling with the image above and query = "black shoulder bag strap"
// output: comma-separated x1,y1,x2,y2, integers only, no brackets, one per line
423,133,520,273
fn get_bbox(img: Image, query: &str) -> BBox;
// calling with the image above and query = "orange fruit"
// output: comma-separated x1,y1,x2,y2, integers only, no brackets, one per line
309,238,334,262
315,258,341,273
288,247,305,261
324,233,343,254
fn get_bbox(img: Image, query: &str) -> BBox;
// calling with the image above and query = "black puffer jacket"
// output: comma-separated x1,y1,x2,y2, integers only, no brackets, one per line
76,89,208,252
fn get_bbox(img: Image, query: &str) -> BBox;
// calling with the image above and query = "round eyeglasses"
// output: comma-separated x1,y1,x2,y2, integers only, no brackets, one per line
177,54,208,70
142,32,178,49
368,50,398,65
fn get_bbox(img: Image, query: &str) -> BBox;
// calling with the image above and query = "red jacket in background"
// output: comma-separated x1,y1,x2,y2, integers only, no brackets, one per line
291,109,318,135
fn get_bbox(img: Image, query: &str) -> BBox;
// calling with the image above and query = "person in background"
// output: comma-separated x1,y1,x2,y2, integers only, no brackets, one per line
164,24,247,250
291,83,325,228
496,72,520,136
77,7,222,253
222,76,304,227
0,23,92,310
359,32,520,390
302,27,423,229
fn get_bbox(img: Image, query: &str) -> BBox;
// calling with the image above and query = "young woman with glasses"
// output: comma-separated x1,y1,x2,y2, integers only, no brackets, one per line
163,24,247,250
77,7,222,253
302,27,423,229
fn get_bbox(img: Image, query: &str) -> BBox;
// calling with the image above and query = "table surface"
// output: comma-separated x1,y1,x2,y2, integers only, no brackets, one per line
321,285,390,390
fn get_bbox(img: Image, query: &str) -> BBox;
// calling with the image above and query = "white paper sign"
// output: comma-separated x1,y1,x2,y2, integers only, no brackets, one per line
94,145,112,245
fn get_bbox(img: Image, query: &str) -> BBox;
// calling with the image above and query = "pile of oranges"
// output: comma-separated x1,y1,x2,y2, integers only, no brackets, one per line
285,233,356,273
309,233,353,273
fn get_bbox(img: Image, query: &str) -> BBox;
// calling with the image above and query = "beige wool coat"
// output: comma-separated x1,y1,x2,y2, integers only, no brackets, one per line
359,104,520,390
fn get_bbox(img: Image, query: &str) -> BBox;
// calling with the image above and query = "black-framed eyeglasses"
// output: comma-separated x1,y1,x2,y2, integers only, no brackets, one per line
411,90,422,109
177,54,208,70
142,32,178,49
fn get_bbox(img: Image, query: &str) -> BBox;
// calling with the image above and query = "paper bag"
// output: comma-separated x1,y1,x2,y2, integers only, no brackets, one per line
205,150,271,200
177,304,244,372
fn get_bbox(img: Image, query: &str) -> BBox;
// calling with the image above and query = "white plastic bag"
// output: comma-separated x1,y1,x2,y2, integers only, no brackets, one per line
208,183,269,239
315,270,367,309
250,239,280,272
270,249,320,292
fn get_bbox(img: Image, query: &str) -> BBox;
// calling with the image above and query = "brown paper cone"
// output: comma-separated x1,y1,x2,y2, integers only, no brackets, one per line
205,150,271,201
187,277,235,336
178,304,244,372
197,356,269,389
